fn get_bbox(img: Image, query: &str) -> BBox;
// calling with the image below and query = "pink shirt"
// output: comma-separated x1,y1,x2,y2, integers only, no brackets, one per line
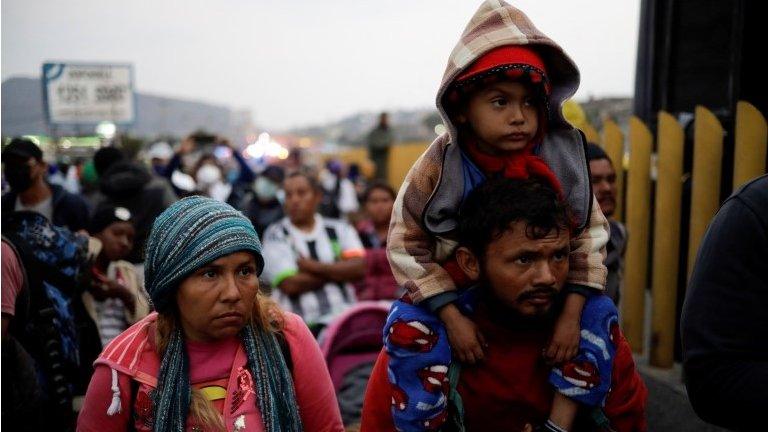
77,312,344,431
2,241,24,316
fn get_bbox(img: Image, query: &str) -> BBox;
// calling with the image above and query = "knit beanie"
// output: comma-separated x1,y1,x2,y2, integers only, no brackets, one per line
143,195,264,313
142,196,302,432
88,206,132,235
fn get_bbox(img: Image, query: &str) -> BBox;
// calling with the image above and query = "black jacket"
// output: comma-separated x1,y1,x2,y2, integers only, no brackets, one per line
681,175,768,430
92,161,176,263
2,184,89,232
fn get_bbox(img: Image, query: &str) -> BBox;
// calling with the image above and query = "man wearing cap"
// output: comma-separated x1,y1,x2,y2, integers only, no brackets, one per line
2,137,90,231
587,143,626,305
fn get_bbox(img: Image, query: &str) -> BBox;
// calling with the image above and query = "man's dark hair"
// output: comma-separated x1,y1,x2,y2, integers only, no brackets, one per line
362,180,396,203
458,177,571,257
2,137,43,162
93,147,125,176
586,142,611,164
286,170,322,193
188,131,218,146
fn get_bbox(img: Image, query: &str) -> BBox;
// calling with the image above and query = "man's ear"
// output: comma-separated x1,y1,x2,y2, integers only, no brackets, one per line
455,246,480,281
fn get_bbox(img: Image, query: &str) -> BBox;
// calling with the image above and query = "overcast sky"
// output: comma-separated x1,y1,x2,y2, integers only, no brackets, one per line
2,0,640,131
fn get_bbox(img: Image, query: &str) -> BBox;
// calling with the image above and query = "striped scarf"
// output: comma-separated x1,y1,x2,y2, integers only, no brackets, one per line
153,322,302,432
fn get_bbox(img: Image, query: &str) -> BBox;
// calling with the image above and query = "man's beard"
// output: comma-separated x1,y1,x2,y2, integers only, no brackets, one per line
597,194,615,217
479,278,563,329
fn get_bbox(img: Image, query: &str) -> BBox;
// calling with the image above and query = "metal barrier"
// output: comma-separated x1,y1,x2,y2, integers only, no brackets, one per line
589,101,766,366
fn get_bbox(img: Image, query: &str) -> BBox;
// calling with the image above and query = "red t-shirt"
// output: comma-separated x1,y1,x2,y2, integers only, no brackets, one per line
361,313,647,431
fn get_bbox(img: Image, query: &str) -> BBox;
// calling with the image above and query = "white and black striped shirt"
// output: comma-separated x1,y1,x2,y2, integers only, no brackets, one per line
262,215,365,324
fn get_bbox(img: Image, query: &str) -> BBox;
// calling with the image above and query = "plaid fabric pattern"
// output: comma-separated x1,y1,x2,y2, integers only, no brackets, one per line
386,0,608,304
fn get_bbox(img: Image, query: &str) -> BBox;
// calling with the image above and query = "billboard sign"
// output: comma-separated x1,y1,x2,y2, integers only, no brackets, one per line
42,62,135,125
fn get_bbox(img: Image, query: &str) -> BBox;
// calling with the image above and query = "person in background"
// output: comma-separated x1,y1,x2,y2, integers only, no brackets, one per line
347,163,368,203
366,112,394,181
82,206,150,347
91,147,177,263
262,172,366,327
354,181,401,301
234,164,286,238
319,159,360,220
681,175,768,430
1,137,90,231
77,196,344,431
162,133,256,202
586,143,626,305
146,141,174,177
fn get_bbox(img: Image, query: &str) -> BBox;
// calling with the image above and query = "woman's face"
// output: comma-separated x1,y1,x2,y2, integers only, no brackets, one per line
175,251,259,342
365,188,395,226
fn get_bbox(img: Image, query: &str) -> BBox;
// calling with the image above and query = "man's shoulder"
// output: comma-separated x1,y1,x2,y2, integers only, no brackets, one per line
608,219,627,242
262,218,290,242
320,216,354,233
51,184,88,208
729,174,768,220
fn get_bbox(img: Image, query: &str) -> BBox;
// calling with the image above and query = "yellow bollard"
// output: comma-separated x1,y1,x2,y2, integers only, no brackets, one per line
622,116,653,353
581,122,601,145
687,106,724,279
733,101,768,190
387,142,430,190
650,112,684,368
602,120,625,221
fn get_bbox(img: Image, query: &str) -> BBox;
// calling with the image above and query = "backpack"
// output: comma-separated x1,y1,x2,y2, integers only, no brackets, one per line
1,211,100,431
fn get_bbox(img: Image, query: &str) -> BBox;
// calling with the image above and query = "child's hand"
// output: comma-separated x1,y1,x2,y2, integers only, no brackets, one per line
545,294,584,364
439,304,486,364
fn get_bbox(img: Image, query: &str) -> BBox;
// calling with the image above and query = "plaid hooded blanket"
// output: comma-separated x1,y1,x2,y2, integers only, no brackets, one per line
386,0,610,304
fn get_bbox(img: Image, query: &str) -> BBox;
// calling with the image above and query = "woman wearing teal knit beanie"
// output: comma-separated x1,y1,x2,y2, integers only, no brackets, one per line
78,196,344,432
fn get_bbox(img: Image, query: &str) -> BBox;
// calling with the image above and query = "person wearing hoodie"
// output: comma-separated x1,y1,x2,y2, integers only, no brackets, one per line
384,2,611,431
1,138,90,231
92,147,177,263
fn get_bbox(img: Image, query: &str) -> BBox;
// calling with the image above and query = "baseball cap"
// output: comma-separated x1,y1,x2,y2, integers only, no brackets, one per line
2,138,43,163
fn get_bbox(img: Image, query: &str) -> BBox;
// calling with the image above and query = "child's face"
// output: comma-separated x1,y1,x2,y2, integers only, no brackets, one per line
96,221,135,262
459,81,539,155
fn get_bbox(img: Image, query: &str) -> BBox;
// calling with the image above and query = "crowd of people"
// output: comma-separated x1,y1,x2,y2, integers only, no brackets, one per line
1,129,404,430
0,1,661,431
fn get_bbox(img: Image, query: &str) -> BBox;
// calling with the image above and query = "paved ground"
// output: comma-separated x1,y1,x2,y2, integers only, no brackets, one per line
631,292,729,431
638,362,728,431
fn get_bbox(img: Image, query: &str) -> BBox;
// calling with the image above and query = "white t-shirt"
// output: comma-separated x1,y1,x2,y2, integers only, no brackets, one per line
15,196,53,221
262,214,365,324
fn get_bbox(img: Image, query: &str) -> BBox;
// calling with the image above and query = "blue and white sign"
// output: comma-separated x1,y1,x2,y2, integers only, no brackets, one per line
42,63,135,125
